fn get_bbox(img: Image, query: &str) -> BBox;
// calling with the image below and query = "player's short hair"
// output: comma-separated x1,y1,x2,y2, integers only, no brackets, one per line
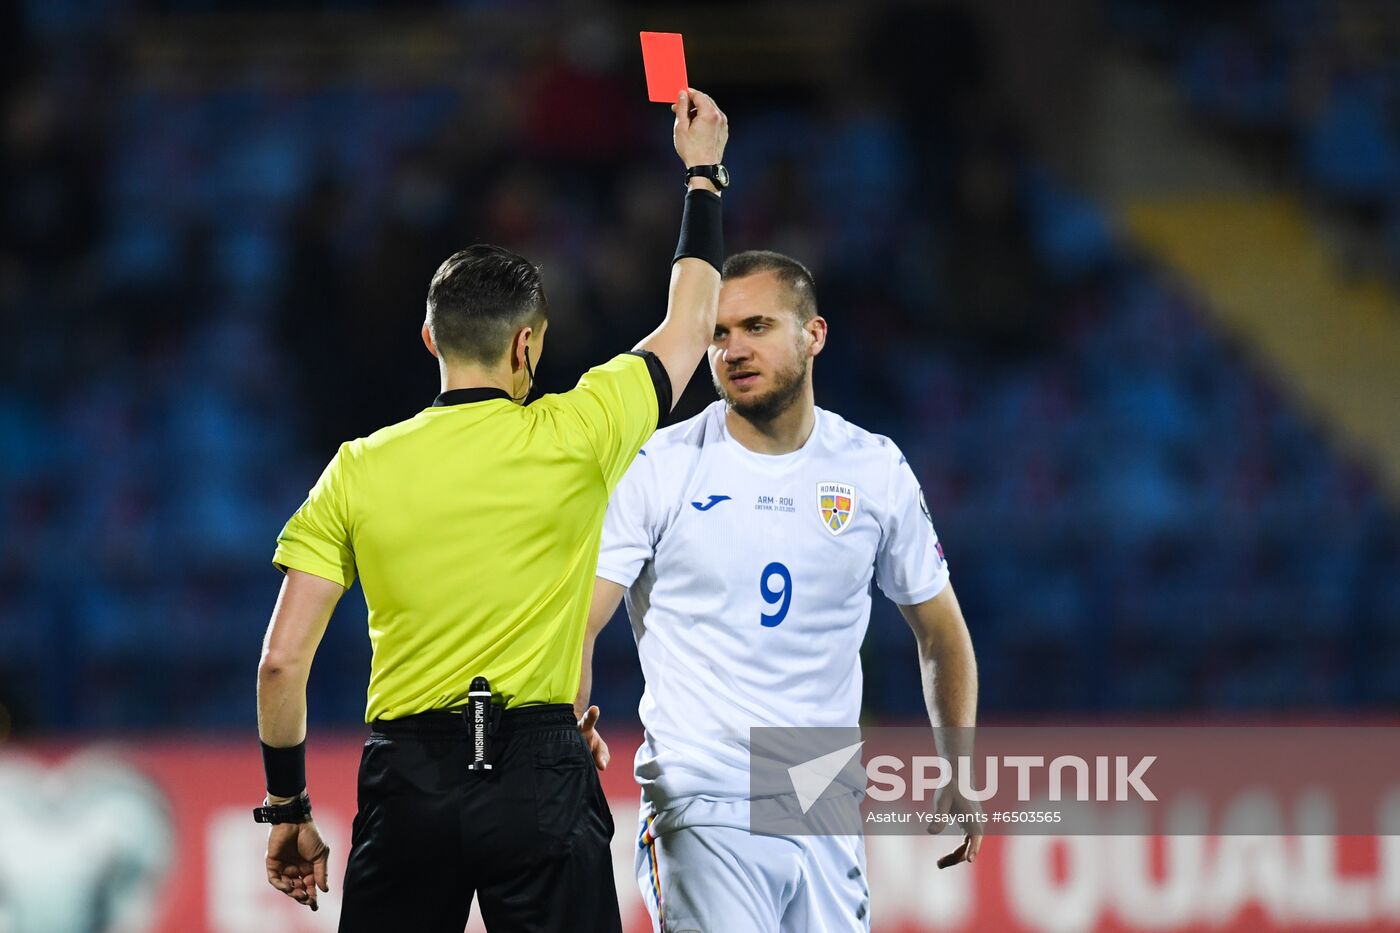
721,250,818,323
426,245,548,365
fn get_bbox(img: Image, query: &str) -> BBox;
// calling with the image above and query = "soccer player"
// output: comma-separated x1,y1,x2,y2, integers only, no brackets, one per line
253,89,729,932
577,251,982,932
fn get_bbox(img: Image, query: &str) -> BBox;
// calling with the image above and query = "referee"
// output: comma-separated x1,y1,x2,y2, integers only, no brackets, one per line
253,88,729,931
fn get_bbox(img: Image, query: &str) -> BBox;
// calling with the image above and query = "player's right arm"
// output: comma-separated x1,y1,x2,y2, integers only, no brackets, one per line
576,577,626,719
634,87,730,406
576,577,626,770
576,442,661,769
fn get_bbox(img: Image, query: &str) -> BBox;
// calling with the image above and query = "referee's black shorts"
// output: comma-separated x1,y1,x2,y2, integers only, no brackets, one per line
338,704,623,933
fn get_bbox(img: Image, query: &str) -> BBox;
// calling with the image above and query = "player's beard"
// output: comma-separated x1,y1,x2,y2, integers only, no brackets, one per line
713,351,810,425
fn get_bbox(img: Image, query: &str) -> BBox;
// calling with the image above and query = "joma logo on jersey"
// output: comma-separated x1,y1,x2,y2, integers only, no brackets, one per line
816,482,857,535
691,495,731,512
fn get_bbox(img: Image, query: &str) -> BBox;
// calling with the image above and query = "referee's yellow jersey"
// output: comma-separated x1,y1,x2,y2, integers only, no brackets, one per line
272,351,664,722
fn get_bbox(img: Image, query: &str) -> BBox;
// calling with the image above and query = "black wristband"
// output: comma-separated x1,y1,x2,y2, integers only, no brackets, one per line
261,740,307,798
673,188,724,272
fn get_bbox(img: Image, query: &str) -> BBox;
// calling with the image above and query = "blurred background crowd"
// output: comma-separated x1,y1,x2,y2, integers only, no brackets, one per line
2,0,1398,737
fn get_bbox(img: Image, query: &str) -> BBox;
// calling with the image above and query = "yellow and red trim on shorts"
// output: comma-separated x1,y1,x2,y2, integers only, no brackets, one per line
639,815,665,932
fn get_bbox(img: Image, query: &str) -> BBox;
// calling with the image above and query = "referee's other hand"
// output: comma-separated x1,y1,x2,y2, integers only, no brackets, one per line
578,704,611,771
266,820,331,911
672,87,728,171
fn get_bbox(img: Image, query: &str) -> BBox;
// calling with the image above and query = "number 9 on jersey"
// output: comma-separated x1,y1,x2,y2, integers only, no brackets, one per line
759,562,792,627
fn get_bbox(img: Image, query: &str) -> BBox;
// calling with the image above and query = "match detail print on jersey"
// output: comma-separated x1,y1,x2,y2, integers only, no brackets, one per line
816,482,857,536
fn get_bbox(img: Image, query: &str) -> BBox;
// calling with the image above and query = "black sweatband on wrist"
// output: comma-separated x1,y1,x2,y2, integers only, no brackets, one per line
673,188,724,272
261,740,307,798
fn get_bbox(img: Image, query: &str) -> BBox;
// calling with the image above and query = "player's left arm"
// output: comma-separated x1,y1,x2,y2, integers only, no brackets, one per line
898,585,977,740
877,444,981,868
257,568,343,909
898,586,983,868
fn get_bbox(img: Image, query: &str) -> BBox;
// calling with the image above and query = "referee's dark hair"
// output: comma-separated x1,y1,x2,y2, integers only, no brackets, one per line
721,250,818,323
426,244,549,365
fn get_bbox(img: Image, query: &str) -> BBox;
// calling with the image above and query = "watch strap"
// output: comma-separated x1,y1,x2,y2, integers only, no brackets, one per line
685,164,728,188
253,793,312,824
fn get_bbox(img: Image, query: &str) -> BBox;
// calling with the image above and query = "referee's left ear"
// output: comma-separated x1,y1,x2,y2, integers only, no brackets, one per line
421,323,441,360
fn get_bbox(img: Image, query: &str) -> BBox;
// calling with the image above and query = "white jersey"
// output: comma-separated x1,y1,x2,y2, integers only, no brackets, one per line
597,401,949,810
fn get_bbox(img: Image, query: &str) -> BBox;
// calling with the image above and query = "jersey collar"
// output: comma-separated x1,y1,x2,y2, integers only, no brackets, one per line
432,387,513,407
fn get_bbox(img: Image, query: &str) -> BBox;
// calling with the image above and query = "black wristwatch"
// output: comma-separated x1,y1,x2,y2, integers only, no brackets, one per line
685,164,729,191
253,792,313,824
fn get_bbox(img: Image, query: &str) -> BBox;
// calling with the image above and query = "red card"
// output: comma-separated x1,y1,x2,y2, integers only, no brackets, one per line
640,32,688,103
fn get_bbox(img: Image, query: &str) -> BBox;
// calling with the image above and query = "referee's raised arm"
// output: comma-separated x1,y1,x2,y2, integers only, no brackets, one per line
254,89,731,932
523,86,728,491
635,87,730,406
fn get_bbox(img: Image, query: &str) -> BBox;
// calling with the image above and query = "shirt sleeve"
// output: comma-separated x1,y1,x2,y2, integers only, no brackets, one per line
874,451,950,605
595,449,658,588
272,443,357,588
544,351,667,491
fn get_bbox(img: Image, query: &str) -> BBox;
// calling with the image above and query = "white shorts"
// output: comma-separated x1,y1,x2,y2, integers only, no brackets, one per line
633,797,870,933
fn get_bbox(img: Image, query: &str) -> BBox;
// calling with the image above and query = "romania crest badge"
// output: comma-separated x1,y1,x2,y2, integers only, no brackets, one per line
817,482,857,536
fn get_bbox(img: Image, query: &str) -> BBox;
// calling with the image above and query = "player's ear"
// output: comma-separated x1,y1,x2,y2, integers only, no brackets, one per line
421,322,440,359
806,316,828,358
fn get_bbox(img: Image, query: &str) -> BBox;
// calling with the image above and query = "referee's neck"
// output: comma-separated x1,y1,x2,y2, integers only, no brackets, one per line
440,362,516,398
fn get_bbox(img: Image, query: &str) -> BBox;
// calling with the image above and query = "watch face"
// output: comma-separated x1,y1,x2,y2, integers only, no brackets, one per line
714,165,730,187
